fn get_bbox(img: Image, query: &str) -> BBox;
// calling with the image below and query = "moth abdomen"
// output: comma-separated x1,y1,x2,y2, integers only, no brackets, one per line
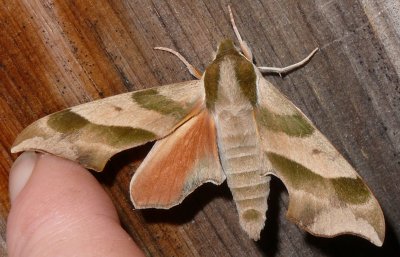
215,109,270,240
223,147,270,240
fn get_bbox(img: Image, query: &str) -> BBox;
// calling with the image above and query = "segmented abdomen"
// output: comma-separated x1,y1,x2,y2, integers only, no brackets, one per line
215,110,270,240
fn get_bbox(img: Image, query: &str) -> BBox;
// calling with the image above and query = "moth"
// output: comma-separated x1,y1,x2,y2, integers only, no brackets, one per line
12,6,385,246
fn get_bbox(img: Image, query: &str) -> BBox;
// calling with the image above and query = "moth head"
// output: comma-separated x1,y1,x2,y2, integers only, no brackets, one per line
213,39,243,60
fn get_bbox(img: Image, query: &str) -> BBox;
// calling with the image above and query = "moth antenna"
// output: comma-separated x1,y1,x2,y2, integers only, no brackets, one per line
154,47,203,79
228,5,253,61
258,47,319,76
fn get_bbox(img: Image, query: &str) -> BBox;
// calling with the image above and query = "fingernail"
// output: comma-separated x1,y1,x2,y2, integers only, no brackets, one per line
9,152,39,203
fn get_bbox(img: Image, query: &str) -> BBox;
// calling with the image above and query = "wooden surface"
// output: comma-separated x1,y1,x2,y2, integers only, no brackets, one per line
1,0,399,256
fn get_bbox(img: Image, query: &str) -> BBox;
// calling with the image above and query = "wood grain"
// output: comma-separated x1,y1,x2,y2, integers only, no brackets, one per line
1,0,399,256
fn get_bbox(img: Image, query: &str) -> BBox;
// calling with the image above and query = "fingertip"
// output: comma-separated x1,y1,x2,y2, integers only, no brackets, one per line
7,154,144,257
9,151,38,203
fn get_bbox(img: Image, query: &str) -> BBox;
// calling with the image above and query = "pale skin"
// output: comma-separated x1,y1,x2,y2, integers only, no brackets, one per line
7,152,145,257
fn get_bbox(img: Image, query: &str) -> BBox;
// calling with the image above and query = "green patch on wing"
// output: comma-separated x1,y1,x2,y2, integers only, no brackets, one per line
48,109,89,133
90,125,156,148
331,177,371,204
132,89,188,119
267,152,326,190
257,107,314,137
48,109,156,148
267,152,371,205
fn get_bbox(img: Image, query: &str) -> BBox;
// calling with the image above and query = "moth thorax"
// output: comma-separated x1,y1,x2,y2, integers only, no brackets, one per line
204,42,257,111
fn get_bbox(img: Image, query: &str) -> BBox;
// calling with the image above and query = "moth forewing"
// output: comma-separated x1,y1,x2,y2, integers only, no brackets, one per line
254,69,385,246
11,80,205,171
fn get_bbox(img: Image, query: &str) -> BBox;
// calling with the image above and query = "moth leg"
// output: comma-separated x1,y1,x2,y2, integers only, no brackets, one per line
258,48,319,76
228,6,253,61
154,47,203,79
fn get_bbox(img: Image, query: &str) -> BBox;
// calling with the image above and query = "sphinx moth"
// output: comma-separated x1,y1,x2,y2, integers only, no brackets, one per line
12,6,385,246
